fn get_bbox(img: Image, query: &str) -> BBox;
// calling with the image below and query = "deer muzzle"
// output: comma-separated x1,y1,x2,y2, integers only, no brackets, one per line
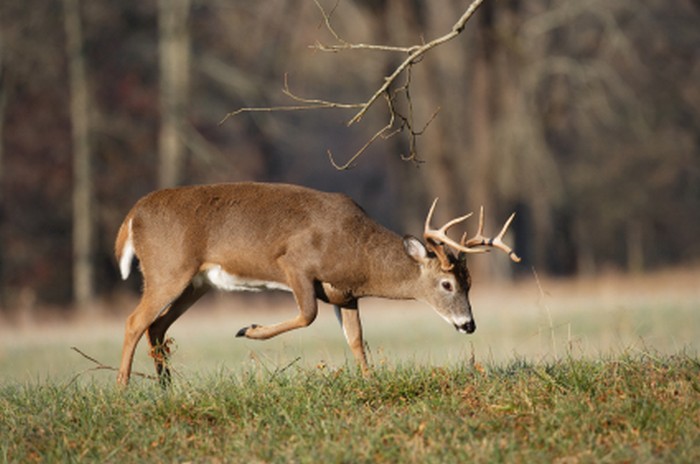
455,319,476,334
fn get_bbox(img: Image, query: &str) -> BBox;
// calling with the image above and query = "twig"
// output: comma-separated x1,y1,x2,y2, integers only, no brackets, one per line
218,74,363,126
69,346,158,385
390,66,440,164
311,0,419,54
270,356,302,381
280,73,363,110
327,93,396,170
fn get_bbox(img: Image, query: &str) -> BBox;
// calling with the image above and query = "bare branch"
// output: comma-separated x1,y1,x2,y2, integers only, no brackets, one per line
343,0,485,125
323,60,441,169
389,66,440,164
280,74,363,110
328,94,397,170
312,40,419,54
309,0,485,125
218,74,363,126
310,0,418,54
220,0,486,169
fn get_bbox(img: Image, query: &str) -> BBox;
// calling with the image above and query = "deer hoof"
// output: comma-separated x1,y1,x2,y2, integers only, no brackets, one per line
236,324,260,337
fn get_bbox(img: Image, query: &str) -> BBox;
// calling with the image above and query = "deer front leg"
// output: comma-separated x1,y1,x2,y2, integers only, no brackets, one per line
236,270,318,340
335,304,370,376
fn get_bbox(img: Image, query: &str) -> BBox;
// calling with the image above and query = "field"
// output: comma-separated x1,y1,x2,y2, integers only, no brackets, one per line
1,268,699,462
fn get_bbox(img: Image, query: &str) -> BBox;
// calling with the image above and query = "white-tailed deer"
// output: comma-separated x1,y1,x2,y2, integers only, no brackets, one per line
115,182,519,385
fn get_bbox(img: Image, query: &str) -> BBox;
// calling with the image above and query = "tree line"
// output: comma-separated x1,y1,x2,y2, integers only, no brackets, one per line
0,0,698,311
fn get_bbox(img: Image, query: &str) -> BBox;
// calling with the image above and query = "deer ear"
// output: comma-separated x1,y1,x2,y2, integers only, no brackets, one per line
403,236,429,264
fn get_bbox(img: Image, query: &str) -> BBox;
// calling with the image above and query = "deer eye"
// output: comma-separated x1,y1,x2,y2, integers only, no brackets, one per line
441,280,454,292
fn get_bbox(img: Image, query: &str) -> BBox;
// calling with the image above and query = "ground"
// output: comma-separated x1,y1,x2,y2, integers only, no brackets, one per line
1,267,698,384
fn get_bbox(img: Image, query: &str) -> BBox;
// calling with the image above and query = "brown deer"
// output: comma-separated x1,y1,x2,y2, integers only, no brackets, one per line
114,182,519,385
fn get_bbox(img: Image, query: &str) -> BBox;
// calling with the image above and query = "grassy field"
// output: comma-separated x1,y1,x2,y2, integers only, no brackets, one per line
1,268,699,462
1,354,699,462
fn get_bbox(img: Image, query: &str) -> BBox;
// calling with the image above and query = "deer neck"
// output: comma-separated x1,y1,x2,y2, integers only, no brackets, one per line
358,231,421,300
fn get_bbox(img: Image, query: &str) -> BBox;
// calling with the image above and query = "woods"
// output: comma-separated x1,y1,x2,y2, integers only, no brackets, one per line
0,0,698,309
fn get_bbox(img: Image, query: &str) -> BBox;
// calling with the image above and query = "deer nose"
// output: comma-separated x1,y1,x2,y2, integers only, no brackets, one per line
455,319,476,334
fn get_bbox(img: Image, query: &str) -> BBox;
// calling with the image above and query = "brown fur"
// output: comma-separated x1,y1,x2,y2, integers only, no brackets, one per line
115,182,477,386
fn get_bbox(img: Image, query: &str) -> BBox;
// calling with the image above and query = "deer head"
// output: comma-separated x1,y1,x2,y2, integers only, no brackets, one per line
415,198,521,333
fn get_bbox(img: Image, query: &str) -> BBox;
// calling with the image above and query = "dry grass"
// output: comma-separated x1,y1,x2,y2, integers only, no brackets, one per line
0,267,698,384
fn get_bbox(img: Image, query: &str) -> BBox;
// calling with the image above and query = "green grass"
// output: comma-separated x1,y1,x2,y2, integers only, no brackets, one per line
2,271,699,462
2,352,699,463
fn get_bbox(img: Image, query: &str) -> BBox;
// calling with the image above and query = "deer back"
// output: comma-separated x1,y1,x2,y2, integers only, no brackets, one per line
118,183,396,287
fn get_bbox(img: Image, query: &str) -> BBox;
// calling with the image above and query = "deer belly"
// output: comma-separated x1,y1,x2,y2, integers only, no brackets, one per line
194,264,291,293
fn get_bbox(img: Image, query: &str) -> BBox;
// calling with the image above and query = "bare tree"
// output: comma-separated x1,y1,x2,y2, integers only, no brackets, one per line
63,0,94,310
158,0,191,188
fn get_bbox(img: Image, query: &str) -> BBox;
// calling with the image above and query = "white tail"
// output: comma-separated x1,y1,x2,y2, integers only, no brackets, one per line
117,219,135,280
115,182,519,385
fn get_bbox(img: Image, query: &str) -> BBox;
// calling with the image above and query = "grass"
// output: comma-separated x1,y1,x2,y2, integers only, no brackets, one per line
2,269,699,462
1,352,699,463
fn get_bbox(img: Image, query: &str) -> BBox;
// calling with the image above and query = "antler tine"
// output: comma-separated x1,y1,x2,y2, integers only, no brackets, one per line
424,198,439,233
425,198,473,237
461,206,486,247
474,206,486,242
496,212,516,242
463,206,521,263
424,198,473,246
489,211,520,262
424,198,484,258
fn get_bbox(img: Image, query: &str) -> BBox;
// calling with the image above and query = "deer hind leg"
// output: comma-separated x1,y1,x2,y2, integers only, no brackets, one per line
117,276,195,386
334,304,370,376
147,283,210,386
236,268,318,340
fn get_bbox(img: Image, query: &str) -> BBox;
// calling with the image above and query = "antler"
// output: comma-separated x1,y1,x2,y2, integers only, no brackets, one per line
461,206,521,263
424,198,485,270
423,199,521,267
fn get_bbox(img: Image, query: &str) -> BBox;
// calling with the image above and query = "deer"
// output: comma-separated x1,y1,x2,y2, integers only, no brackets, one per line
114,182,520,385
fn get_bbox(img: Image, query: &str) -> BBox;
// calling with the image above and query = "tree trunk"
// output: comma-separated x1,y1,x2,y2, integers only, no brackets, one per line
158,0,191,188
63,0,94,310
0,52,6,310
626,219,644,273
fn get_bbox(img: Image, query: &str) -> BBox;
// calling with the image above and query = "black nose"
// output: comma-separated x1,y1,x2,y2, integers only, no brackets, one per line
456,320,476,334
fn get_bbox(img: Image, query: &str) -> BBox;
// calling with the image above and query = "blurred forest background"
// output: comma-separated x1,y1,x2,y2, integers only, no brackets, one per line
0,0,698,314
